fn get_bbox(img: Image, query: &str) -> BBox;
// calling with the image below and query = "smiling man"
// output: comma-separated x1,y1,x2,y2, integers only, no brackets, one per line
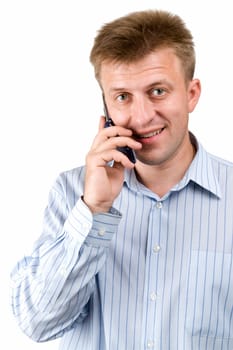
98,48,200,197
11,9,233,350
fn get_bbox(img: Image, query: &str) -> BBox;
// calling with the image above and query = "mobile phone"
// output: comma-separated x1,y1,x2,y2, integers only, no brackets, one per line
103,96,136,164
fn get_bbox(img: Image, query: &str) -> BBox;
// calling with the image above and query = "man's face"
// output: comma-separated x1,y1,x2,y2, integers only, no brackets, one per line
100,48,201,167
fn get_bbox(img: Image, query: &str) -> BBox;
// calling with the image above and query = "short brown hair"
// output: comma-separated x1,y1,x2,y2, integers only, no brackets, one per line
90,10,195,82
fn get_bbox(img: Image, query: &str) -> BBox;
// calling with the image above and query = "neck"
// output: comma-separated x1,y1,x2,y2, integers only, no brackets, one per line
135,136,196,198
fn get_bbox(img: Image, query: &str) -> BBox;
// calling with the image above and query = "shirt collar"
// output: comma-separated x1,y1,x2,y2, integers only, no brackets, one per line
180,135,222,198
124,133,221,199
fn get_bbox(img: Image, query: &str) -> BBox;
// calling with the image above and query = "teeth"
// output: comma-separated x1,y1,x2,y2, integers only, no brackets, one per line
140,128,163,138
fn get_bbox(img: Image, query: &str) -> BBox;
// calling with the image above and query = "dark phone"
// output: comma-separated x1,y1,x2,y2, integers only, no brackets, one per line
103,97,136,164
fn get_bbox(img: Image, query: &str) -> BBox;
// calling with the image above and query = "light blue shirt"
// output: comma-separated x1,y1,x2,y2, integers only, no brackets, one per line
11,136,233,349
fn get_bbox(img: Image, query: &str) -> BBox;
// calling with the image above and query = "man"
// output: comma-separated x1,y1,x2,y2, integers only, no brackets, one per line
11,9,233,349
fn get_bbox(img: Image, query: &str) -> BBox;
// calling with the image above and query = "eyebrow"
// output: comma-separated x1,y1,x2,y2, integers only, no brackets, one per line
146,80,173,89
109,87,127,93
109,79,173,93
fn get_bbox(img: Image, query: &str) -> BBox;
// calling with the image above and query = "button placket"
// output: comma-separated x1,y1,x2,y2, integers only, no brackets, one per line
143,199,163,349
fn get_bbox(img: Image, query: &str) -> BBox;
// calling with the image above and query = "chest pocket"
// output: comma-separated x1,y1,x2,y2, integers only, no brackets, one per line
185,250,233,347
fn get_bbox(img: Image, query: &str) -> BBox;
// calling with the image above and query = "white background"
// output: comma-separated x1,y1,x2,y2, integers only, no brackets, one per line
1,0,233,348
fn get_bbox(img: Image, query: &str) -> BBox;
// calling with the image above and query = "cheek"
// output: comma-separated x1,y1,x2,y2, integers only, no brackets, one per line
167,103,189,131
170,96,190,123
111,115,127,127
111,109,131,127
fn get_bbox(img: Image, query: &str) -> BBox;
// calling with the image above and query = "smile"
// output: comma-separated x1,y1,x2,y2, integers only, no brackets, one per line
137,128,165,139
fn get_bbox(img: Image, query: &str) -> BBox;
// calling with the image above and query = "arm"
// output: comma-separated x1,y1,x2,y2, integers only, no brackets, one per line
11,117,140,342
10,180,121,342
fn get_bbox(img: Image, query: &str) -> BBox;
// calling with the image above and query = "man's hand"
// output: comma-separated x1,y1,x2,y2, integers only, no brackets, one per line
83,116,142,213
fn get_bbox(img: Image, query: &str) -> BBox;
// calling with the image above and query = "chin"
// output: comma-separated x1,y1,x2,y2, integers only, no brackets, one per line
135,148,157,164
136,155,161,166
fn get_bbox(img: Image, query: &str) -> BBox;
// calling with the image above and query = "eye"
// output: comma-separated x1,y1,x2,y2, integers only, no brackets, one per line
116,93,128,102
151,88,166,97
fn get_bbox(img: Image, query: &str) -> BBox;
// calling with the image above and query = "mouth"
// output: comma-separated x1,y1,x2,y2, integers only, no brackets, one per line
135,127,165,139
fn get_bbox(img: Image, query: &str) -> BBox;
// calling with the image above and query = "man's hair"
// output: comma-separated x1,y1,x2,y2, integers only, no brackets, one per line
90,9,195,83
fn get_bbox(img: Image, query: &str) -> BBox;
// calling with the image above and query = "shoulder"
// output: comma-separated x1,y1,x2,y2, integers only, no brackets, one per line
208,153,233,190
209,152,233,170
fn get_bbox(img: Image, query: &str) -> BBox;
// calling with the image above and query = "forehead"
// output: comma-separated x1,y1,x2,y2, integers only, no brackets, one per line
100,48,184,90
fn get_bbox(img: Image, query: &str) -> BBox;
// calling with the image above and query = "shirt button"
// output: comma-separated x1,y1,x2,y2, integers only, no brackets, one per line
98,228,106,236
153,244,161,253
60,267,67,276
147,340,155,348
156,201,163,209
150,291,157,301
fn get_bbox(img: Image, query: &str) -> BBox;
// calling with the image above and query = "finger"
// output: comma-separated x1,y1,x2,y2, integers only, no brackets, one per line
100,149,136,168
87,148,136,169
97,135,141,152
98,116,106,131
92,125,135,149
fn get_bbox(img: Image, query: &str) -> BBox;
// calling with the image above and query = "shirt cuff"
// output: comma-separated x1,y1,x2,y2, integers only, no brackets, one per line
64,197,122,247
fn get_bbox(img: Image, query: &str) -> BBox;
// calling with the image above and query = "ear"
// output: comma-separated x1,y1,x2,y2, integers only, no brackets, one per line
187,79,201,113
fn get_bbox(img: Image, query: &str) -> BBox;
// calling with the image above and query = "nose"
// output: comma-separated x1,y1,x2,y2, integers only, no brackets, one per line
128,97,154,128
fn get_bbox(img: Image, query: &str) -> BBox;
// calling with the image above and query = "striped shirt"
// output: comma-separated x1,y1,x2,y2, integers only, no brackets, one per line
11,135,233,349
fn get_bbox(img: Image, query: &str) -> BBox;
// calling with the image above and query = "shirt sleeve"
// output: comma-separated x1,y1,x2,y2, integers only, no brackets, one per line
10,182,122,342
